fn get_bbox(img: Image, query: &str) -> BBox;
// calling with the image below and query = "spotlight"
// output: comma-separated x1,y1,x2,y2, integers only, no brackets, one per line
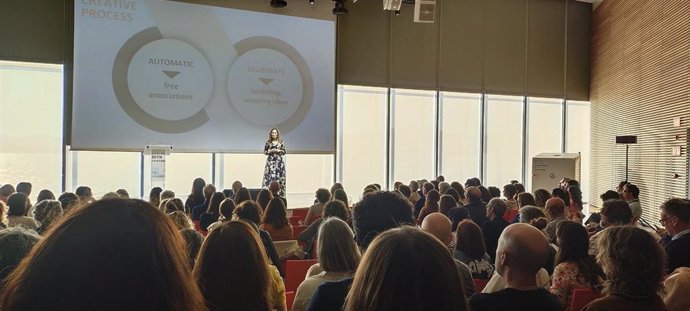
394,10,400,15
309,0,315,4
332,0,348,15
270,0,287,8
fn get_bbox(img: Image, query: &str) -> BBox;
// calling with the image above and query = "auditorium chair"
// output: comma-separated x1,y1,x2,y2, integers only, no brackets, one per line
570,288,602,311
473,278,490,293
286,291,295,311
285,259,319,292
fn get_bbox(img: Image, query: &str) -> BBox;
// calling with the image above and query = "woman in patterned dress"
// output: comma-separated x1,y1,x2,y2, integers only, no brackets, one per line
263,128,286,197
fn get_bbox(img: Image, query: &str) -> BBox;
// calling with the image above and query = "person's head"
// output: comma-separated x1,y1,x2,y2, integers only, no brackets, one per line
75,186,92,200
57,192,79,214
443,188,460,202
616,180,629,194
479,186,491,203
234,200,261,225
514,183,525,195
219,199,236,221
15,182,32,196
268,181,281,196
344,226,468,311
552,188,570,205
315,188,331,204
32,200,63,231
0,199,206,311
261,198,288,228
431,180,440,191
555,222,597,284
533,189,551,208
439,195,457,216
397,185,411,198
421,212,454,245
0,227,40,283
659,198,690,236
221,189,233,198
149,187,163,205
164,198,185,213
465,186,482,203
231,181,243,195
203,184,216,201
353,191,414,250
256,189,273,212
503,184,517,200
425,189,441,206
422,182,435,195
114,189,129,199
600,190,620,202
160,190,175,201
36,190,55,203
332,189,349,207
169,211,193,230
193,221,270,311
567,186,583,205
179,229,203,269
436,175,446,182
268,127,281,141
438,182,450,195
519,206,547,224
486,198,507,219
0,184,16,201
190,178,206,198
544,197,566,219
317,217,360,273
409,180,420,192
323,199,350,222
517,192,536,208
596,226,665,296
455,220,487,259
622,183,639,202
102,192,120,200
7,193,28,217
599,199,632,228
330,182,344,195
487,186,501,199
495,223,550,280
449,207,469,231
233,187,251,205
449,182,465,199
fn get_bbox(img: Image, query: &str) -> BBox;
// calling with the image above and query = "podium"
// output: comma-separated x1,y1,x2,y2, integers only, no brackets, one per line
144,144,173,189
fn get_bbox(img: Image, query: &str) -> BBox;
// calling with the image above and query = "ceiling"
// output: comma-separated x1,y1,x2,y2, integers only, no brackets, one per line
576,0,605,10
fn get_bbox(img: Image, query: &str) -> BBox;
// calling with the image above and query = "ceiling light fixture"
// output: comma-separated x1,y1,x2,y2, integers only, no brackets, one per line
332,0,348,15
270,0,288,8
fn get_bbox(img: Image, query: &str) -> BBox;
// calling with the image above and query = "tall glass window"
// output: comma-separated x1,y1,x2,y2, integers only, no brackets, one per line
0,61,63,202
566,100,591,203
221,154,266,190
338,86,387,198
440,92,482,182
484,95,524,187
391,89,436,186
285,155,334,207
526,97,563,191
143,153,212,199
67,151,141,199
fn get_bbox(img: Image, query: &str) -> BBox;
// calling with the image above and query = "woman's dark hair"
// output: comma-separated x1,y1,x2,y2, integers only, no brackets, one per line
234,201,261,225
36,190,56,202
188,178,206,200
57,192,79,213
149,187,163,206
533,189,552,208
568,186,583,205
0,199,206,311
424,190,441,211
517,192,537,208
444,188,460,203
219,199,236,220
261,198,289,228
344,226,467,311
194,221,271,311
514,183,525,195
555,221,603,290
75,186,92,199
596,226,665,297
323,200,350,222
479,186,491,203
330,183,344,195
206,192,226,215
487,186,501,199
256,189,273,212
439,195,457,216
600,199,632,225
455,219,486,259
7,193,28,217
332,189,349,209
397,185,412,198
450,182,466,200
552,188,570,205
234,187,252,206
164,198,185,214
0,227,40,284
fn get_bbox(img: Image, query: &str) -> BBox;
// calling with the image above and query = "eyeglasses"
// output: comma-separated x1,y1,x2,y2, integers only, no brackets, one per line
659,216,674,224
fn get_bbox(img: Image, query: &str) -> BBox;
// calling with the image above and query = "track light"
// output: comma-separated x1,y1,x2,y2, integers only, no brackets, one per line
270,0,287,8
394,10,400,15
332,0,348,15
309,0,315,4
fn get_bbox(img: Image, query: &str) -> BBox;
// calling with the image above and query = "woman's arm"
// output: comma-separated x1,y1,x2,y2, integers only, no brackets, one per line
264,142,270,155
279,141,286,155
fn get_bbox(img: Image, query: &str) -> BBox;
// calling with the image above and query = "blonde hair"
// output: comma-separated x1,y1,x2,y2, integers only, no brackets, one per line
317,217,360,273
169,211,193,230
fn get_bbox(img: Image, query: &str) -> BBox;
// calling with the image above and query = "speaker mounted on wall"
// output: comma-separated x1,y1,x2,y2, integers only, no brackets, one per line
615,135,638,144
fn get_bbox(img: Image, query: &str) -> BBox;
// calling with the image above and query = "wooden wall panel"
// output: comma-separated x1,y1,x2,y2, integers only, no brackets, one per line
590,0,690,224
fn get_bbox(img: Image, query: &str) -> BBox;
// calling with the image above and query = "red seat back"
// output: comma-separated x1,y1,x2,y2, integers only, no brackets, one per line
292,226,308,240
503,209,519,223
570,288,602,311
473,278,490,293
285,259,318,292
289,216,303,226
290,208,309,221
285,291,295,311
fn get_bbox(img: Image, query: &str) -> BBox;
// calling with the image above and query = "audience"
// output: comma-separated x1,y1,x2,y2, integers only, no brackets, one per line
488,186,501,199
169,211,194,231
413,182,435,218
257,188,274,213
503,184,519,218
234,187,252,205
32,199,63,235
421,213,476,297
408,180,422,206
304,188,331,226
588,199,632,257
185,178,207,214
622,183,641,221
664,267,690,311
199,192,225,231
332,189,350,210
160,189,176,201
75,186,94,204
231,180,243,200
116,189,129,198
450,182,466,204
584,226,666,311
439,194,458,217
6,193,38,230
454,220,495,279
482,198,510,261
567,186,585,223
438,182,451,195
534,189,552,209
206,198,236,232
0,202,6,229
464,186,488,225
0,198,207,311
299,200,350,257
260,198,293,241
659,198,690,274
36,189,56,202
0,184,15,204
234,201,284,277
550,221,604,310
544,197,569,243
417,189,440,224
517,192,537,210
293,218,360,311
16,182,32,215
162,197,185,213
343,226,468,311
0,227,40,285
191,183,216,221
57,192,79,214
193,220,286,311
148,187,162,209
469,223,561,311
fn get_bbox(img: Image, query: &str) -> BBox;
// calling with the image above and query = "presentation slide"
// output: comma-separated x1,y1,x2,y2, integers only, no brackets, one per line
73,0,335,153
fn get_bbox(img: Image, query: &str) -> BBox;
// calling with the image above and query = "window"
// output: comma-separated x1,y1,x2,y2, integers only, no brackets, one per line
526,97,563,191
144,153,212,199
566,100,591,203
391,89,436,185
484,95,524,187
285,155,334,207
0,61,63,202
67,151,141,198
338,85,387,197
220,154,265,190
440,92,482,182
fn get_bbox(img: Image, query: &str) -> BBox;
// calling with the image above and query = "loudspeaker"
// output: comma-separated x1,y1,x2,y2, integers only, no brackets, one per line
615,135,637,144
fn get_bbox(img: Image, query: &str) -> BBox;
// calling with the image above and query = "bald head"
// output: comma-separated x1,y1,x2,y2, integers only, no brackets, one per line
466,187,482,202
496,223,549,276
545,197,566,217
421,212,453,245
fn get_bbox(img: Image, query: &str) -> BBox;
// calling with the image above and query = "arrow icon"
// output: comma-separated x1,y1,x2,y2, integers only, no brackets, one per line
258,77,274,85
162,70,181,79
